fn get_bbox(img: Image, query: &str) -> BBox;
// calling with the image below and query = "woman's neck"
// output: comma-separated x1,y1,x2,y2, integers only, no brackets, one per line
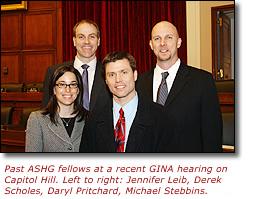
58,104,76,118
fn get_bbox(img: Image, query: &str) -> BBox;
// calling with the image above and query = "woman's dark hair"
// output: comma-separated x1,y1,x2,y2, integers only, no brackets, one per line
42,64,86,124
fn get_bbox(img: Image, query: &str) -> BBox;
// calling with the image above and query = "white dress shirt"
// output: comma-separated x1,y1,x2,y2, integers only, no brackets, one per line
113,92,138,151
73,56,97,101
153,58,180,102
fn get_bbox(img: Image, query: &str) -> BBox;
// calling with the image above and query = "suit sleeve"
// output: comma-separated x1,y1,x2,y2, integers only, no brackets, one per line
79,115,95,152
201,74,223,152
25,112,43,152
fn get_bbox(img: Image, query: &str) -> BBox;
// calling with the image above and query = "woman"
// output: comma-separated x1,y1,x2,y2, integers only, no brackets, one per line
25,65,87,152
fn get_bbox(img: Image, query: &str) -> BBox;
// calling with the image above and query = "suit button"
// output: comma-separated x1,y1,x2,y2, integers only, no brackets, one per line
68,147,72,150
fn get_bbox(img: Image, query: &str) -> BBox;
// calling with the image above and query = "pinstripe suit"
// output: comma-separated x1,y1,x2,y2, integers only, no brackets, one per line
25,111,85,152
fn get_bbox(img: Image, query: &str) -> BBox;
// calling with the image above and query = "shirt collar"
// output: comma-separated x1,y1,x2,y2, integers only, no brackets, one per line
113,92,138,117
74,56,97,71
155,58,180,75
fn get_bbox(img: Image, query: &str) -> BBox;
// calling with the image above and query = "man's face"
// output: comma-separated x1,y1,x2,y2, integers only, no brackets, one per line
73,23,100,63
105,58,137,105
150,22,182,65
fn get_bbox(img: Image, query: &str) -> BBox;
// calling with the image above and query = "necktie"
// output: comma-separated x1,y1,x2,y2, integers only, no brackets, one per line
156,72,169,105
114,108,125,152
81,64,89,110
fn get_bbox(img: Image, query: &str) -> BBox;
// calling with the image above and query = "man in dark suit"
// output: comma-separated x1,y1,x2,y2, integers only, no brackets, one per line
42,19,111,111
136,21,223,152
79,51,164,152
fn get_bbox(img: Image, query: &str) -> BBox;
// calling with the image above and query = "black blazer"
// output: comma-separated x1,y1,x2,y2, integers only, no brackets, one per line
79,94,164,152
136,62,223,152
42,60,111,111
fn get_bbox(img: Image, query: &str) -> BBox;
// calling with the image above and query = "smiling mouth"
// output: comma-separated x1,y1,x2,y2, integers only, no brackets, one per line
160,49,168,53
82,46,92,50
115,85,125,89
62,95,72,98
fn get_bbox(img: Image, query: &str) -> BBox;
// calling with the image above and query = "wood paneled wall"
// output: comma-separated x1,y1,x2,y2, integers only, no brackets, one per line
1,1,63,84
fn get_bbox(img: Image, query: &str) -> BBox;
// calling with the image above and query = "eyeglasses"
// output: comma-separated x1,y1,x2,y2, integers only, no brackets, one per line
55,83,78,89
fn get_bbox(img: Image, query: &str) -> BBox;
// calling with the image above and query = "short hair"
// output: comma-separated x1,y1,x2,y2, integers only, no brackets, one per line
102,51,136,77
73,19,100,38
42,64,86,124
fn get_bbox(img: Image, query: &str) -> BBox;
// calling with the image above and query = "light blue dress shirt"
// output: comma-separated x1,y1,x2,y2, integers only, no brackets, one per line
113,93,138,151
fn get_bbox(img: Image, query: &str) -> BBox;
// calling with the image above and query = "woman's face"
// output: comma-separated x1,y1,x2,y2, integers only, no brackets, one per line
54,71,79,108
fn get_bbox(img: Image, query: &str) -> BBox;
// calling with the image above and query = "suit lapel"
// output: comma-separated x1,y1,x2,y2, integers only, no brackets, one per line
165,63,190,106
95,103,116,151
143,70,154,100
90,61,104,111
47,115,71,143
125,97,150,152
71,117,85,142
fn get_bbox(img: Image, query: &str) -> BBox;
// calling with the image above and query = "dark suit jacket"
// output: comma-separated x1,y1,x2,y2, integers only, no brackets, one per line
136,62,223,152
79,94,164,152
42,60,111,111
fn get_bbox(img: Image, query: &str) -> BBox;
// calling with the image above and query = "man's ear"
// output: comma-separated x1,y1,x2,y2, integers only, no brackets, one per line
149,40,153,50
73,37,76,47
97,38,100,46
134,70,138,81
177,38,182,48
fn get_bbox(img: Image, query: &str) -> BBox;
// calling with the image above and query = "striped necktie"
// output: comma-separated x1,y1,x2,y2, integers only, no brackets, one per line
156,72,169,105
81,64,89,110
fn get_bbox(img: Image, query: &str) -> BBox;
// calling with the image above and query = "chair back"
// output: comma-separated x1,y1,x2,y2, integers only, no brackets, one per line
222,112,235,146
215,80,234,93
20,107,40,128
1,106,14,125
1,83,24,92
23,82,43,92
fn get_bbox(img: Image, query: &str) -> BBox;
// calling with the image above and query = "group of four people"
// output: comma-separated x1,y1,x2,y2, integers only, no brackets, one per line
25,19,222,153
